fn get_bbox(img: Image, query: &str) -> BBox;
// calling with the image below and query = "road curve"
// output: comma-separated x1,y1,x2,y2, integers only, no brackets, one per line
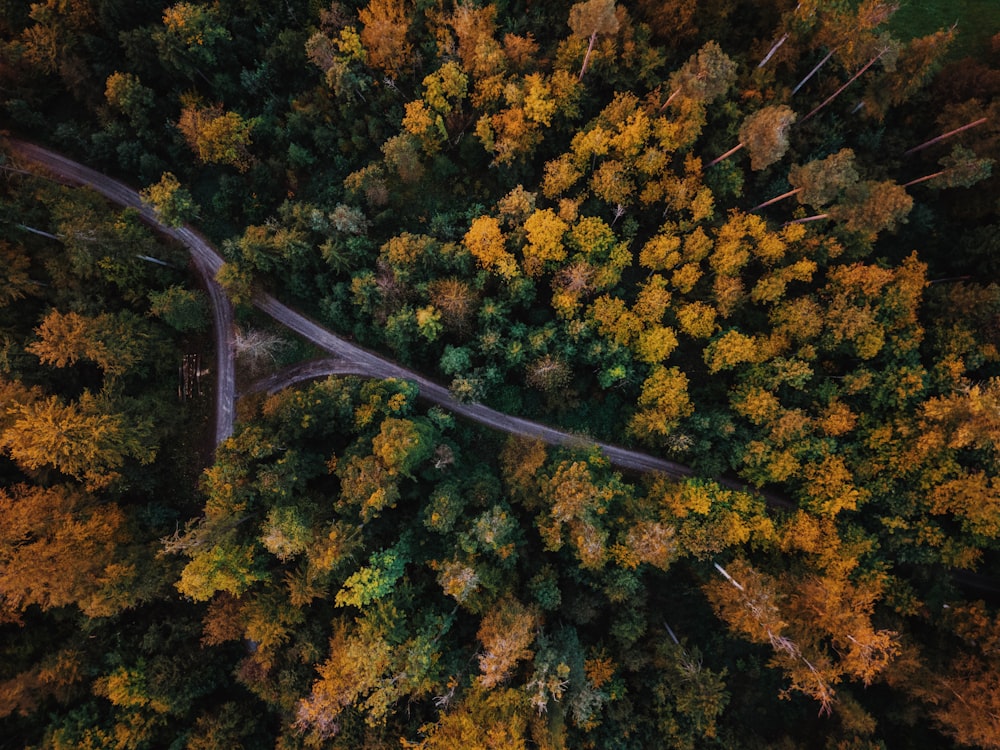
8,138,771,497
19,141,1000,595
8,140,237,447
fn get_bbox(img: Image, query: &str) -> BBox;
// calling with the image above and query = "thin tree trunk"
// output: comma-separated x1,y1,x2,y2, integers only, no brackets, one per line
706,142,745,168
903,170,946,187
784,213,828,225
792,48,835,95
752,187,802,210
800,48,888,124
928,275,972,284
758,33,789,68
659,86,682,112
17,224,60,240
579,30,598,80
903,117,988,156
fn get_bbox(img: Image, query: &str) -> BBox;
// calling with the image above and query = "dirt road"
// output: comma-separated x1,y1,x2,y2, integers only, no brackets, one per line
9,138,768,494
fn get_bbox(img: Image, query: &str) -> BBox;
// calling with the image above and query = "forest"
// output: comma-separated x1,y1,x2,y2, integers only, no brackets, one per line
2,0,1000,747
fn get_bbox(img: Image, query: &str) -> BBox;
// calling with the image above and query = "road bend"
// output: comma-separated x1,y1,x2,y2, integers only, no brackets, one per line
9,138,776,500
8,140,236,446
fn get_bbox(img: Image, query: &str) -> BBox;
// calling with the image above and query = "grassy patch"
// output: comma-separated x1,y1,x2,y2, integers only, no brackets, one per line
890,0,1000,59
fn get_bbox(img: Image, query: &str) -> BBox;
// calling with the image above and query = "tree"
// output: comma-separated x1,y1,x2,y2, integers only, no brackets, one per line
465,215,518,278
758,148,860,209
140,172,198,227
477,596,540,688
521,208,568,276
629,366,694,442
526,354,572,393
402,687,531,750
708,105,797,171
828,180,912,237
428,278,477,332
27,309,155,378
0,484,135,617
158,1,231,78
0,242,35,307
704,560,838,714
104,72,154,128
148,286,208,332
177,100,254,172
661,41,737,110
0,392,155,489
904,145,993,188
335,545,409,609
909,603,1000,749
567,0,620,79
446,1,504,79
358,0,413,77
372,417,436,478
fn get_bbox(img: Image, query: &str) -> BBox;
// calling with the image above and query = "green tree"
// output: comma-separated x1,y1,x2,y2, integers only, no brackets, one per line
148,286,208,332
140,172,199,227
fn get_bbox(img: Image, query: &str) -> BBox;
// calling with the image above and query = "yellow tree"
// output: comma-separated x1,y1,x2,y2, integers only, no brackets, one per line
27,309,151,378
402,687,532,750
177,100,254,172
477,596,541,688
0,484,135,617
0,392,155,489
629,366,693,442
464,215,518,278
521,208,568,276
358,0,414,77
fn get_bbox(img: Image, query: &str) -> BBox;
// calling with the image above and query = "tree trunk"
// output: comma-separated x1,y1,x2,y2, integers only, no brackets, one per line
579,30,598,80
800,48,888,124
17,224,61,240
659,86,682,112
903,117,988,156
758,33,789,68
792,48,835,96
706,142,745,168
903,170,946,187
784,213,829,225
752,187,802,210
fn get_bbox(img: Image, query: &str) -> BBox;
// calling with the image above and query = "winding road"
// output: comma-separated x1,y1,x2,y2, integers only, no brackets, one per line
17,141,1000,598
8,140,238,446
8,138,763,495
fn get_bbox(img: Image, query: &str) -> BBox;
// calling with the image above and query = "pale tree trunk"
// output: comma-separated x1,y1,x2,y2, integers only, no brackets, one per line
792,48,835,95
579,30,598,80
903,170,946,187
801,48,888,124
17,224,61,240
706,142,745,168
758,33,789,68
752,187,802,210
659,86,682,112
784,213,828,225
903,117,988,156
